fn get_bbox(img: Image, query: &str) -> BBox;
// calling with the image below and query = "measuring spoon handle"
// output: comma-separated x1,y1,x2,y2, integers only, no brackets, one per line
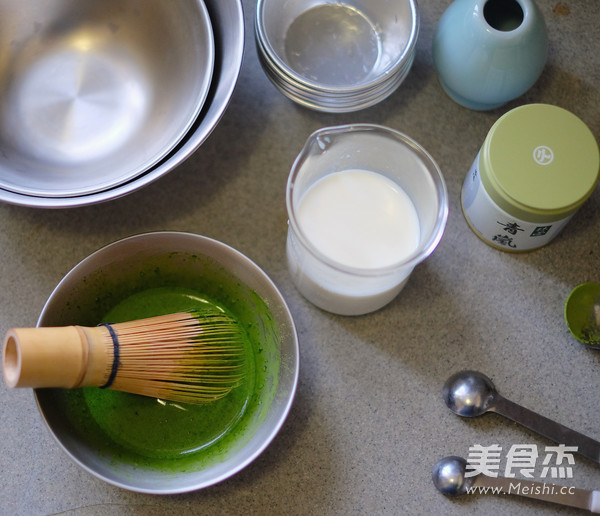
476,474,600,513
491,395,600,464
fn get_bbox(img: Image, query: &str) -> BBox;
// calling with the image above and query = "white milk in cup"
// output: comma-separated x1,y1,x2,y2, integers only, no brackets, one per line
286,124,448,316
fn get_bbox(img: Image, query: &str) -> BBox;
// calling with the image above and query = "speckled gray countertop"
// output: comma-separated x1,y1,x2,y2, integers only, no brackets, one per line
1,1,599,515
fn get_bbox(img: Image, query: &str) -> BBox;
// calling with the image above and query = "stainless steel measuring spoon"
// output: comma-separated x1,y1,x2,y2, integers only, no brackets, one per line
443,370,600,464
432,455,600,512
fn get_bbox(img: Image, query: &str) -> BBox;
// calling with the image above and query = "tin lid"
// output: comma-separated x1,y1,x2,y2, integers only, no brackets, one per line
480,104,599,222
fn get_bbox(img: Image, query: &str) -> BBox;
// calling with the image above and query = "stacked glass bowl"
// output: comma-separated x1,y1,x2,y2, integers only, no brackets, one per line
255,0,419,113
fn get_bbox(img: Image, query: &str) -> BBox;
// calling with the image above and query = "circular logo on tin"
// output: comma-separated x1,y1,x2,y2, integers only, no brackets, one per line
533,146,554,165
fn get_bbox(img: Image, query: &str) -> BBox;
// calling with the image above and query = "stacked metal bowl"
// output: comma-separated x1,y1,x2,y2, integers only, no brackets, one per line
0,0,244,208
34,232,299,493
255,0,419,113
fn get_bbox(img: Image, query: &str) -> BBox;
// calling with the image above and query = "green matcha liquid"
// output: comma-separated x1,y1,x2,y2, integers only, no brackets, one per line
80,286,255,460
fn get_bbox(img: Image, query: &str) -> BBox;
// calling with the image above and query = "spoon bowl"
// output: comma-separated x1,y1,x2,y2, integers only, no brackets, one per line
442,370,497,417
431,456,473,497
565,282,600,348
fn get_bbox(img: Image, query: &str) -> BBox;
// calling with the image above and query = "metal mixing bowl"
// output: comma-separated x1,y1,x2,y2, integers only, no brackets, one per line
0,0,214,198
0,0,244,208
34,232,299,493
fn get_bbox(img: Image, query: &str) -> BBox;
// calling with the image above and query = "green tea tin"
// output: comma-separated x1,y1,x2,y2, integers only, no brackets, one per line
462,104,599,251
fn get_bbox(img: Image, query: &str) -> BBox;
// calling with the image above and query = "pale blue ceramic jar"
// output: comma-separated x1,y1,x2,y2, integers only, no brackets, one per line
433,0,548,110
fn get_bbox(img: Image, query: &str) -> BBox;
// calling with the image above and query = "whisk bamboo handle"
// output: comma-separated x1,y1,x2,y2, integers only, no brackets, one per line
2,326,112,389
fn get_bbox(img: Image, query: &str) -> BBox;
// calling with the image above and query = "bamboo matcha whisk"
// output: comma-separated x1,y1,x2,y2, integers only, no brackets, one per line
2,311,246,405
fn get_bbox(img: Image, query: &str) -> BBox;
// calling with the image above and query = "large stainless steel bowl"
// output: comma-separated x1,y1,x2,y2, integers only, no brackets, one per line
0,0,214,197
0,0,245,205
34,232,299,493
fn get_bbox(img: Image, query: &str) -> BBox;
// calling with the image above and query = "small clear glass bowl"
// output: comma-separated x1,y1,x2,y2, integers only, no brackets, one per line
255,0,419,113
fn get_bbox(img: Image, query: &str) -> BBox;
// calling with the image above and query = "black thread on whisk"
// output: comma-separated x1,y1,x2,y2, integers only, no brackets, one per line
99,323,120,389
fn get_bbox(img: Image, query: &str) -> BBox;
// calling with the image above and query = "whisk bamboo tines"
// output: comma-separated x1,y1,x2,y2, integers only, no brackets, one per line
1,311,246,405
